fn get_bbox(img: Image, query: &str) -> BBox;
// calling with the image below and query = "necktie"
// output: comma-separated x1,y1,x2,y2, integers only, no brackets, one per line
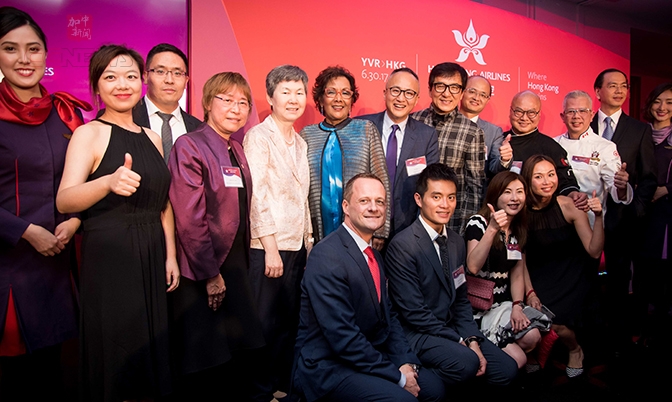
386,125,399,187
157,112,173,164
435,234,451,279
319,122,343,237
603,116,614,141
363,246,381,302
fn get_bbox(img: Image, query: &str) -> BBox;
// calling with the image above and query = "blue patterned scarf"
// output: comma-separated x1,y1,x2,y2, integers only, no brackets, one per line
319,122,343,237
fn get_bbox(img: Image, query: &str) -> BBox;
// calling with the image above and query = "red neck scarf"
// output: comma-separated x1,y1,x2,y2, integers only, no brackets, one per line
0,79,92,133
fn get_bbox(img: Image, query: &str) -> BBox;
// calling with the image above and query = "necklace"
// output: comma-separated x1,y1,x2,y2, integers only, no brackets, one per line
284,135,295,146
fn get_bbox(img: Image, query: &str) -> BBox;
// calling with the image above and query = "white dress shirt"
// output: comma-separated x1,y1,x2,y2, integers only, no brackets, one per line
381,113,407,165
145,95,188,143
596,108,623,137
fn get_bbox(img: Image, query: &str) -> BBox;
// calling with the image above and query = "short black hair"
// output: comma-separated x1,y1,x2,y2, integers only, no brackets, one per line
594,68,628,89
0,6,47,52
390,67,418,81
415,163,458,197
428,62,467,90
312,65,359,110
146,43,189,74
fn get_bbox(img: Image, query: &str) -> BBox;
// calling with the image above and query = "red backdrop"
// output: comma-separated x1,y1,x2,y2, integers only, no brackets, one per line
191,0,629,139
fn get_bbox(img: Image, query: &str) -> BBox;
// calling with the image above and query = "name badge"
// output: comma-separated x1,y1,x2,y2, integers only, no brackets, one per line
222,167,244,188
510,161,523,174
507,243,522,260
453,265,466,288
406,156,428,176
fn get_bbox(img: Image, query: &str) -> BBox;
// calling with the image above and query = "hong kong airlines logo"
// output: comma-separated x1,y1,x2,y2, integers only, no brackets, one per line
452,20,489,65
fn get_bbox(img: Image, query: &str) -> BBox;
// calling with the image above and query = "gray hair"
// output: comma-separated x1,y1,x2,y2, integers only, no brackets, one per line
562,90,593,110
265,64,308,97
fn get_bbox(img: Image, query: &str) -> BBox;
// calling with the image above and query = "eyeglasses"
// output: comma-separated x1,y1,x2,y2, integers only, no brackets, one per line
563,108,592,117
431,82,463,95
214,95,251,111
324,88,354,99
465,87,490,100
510,107,539,119
387,86,418,100
605,83,629,91
147,68,187,78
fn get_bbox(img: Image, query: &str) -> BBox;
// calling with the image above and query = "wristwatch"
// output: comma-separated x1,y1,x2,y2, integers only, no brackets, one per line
408,363,420,373
464,336,482,346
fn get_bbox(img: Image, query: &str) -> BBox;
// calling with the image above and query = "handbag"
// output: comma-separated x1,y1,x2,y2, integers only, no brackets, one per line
466,274,495,311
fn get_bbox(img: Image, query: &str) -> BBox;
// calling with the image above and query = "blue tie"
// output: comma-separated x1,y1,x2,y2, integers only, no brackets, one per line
603,116,614,141
319,122,343,237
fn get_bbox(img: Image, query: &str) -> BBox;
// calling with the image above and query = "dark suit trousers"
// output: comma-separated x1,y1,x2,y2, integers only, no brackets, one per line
604,225,636,345
415,334,518,387
320,368,445,402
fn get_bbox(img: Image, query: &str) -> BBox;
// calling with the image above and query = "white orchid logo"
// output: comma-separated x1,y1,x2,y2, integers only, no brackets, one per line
452,20,489,65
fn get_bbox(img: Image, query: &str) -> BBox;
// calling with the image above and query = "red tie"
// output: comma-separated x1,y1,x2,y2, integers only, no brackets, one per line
364,246,381,302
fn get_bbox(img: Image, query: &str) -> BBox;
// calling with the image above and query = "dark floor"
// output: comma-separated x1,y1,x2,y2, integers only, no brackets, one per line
2,299,670,401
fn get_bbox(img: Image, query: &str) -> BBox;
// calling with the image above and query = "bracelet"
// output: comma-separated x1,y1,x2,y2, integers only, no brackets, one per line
526,289,536,298
512,300,523,307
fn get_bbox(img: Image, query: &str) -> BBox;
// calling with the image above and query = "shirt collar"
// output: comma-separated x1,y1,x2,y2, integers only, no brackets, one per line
597,108,622,126
342,222,372,253
145,95,183,123
469,115,480,124
419,215,446,241
382,112,408,134
560,127,596,140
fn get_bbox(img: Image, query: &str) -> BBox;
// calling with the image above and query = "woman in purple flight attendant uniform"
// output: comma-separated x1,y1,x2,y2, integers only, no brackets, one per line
0,6,91,400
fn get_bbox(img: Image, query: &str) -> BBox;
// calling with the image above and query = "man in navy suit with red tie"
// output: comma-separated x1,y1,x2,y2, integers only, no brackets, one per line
294,174,444,402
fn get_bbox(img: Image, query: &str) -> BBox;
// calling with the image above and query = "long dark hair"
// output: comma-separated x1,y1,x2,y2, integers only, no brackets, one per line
477,171,527,249
521,154,557,209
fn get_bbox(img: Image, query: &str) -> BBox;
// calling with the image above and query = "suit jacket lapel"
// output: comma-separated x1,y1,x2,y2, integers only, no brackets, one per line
590,114,599,135
611,113,629,144
397,119,418,186
337,227,383,316
412,220,451,293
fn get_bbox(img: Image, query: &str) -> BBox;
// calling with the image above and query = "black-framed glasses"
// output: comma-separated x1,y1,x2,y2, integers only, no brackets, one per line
324,88,354,99
563,108,591,117
214,95,251,111
147,68,188,78
432,82,463,95
465,87,490,100
510,107,539,119
387,86,418,100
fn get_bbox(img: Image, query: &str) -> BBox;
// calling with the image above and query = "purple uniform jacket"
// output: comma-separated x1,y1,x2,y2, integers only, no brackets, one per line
0,107,78,352
168,123,252,281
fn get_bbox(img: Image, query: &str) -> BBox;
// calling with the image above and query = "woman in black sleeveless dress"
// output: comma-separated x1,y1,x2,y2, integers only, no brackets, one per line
57,45,179,401
521,155,604,378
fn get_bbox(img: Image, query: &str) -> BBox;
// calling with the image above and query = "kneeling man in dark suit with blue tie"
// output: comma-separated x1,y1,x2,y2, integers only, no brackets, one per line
386,163,518,388
294,174,445,402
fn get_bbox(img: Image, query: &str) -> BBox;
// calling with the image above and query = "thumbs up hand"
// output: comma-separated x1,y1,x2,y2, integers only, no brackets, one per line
487,203,509,231
109,153,141,196
587,190,603,216
499,134,513,164
614,162,629,189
